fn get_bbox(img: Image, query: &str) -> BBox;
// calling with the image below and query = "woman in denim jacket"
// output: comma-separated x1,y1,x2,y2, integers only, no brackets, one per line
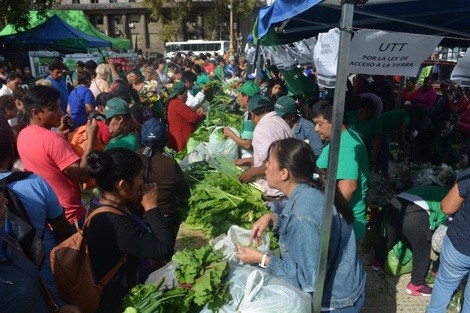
235,138,366,312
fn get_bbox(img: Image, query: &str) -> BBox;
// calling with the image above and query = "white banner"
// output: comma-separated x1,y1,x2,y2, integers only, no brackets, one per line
451,51,470,87
314,28,340,88
349,30,443,76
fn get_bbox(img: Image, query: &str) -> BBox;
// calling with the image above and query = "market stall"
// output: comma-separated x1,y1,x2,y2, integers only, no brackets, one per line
0,10,130,51
0,15,111,50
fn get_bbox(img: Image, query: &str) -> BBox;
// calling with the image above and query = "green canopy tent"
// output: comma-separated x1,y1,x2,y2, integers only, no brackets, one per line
0,10,130,51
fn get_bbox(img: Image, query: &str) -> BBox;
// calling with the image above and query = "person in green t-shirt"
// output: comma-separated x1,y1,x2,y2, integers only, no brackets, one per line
214,57,227,83
372,185,450,297
312,100,369,241
346,97,382,170
193,63,210,87
378,107,427,179
104,98,140,151
377,109,411,179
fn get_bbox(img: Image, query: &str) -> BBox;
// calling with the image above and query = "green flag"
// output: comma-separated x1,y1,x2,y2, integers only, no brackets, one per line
252,18,316,97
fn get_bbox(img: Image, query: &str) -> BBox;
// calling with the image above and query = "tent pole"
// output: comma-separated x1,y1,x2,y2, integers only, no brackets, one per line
396,76,405,110
276,19,291,33
313,1,355,312
253,38,262,84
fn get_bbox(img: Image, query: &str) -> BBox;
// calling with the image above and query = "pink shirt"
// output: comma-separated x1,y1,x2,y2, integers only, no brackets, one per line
413,86,438,112
252,111,294,196
17,125,85,223
204,62,215,76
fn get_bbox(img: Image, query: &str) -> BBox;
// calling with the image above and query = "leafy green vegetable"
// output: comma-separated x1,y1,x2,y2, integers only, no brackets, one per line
192,261,230,310
208,154,242,176
183,170,279,250
122,277,190,313
122,278,165,310
172,245,222,284
172,245,231,312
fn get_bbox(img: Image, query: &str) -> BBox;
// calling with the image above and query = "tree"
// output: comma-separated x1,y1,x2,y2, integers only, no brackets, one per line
0,0,52,31
203,0,256,40
142,0,256,42
142,0,192,41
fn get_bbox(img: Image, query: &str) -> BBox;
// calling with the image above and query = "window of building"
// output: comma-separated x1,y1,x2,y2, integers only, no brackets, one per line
91,0,99,3
149,17,157,24
109,0,116,3
72,0,80,4
187,15,198,24
96,16,103,25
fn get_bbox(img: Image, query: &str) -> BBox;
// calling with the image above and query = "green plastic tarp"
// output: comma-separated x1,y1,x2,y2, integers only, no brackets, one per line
0,10,130,51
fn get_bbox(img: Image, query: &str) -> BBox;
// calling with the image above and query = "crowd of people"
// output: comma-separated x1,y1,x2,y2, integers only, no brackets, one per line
0,48,468,312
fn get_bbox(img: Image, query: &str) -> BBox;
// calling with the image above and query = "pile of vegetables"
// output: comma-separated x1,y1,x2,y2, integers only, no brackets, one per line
122,245,230,313
183,157,278,250
122,278,189,313
172,245,231,311
123,83,281,312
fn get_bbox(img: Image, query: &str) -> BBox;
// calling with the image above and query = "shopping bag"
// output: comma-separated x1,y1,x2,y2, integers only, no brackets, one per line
200,264,311,313
212,225,270,261
384,249,413,276
208,126,240,161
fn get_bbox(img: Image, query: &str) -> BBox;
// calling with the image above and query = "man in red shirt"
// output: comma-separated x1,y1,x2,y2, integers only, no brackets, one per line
17,85,98,225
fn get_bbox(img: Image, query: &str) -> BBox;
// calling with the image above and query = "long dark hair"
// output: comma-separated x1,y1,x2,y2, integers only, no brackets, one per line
267,138,354,224
109,113,140,140
87,148,143,194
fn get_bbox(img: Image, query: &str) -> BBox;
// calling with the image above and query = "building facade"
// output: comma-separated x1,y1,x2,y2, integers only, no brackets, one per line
56,0,264,55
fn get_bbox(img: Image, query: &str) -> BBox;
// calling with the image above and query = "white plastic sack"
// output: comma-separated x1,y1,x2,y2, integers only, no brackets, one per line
208,126,240,161
200,264,312,313
411,168,444,186
432,221,449,254
145,261,178,289
179,142,211,169
212,225,270,261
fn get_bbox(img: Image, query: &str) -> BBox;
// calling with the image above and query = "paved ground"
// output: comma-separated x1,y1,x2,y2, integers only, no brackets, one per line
360,249,432,313
360,242,464,313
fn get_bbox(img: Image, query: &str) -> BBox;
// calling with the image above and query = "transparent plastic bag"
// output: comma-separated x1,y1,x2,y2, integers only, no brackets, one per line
179,142,211,169
432,219,450,254
212,225,270,261
208,126,240,161
145,262,178,290
200,264,312,313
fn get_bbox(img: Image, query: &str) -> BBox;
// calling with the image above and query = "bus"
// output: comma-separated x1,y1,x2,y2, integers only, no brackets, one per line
164,40,230,58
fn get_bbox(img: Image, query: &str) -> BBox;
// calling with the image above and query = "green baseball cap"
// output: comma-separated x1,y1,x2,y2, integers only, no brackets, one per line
104,98,129,119
237,82,260,97
274,96,297,117
168,81,186,100
248,94,272,112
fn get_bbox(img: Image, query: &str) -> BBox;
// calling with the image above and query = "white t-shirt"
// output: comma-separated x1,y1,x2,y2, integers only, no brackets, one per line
252,111,294,196
0,84,13,96
186,90,205,110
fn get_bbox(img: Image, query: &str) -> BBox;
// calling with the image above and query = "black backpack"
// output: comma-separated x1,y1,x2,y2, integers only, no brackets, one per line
0,171,45,266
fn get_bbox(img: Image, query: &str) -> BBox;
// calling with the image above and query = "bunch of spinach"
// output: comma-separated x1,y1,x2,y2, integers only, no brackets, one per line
172,245,231,312
183,169,278,250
